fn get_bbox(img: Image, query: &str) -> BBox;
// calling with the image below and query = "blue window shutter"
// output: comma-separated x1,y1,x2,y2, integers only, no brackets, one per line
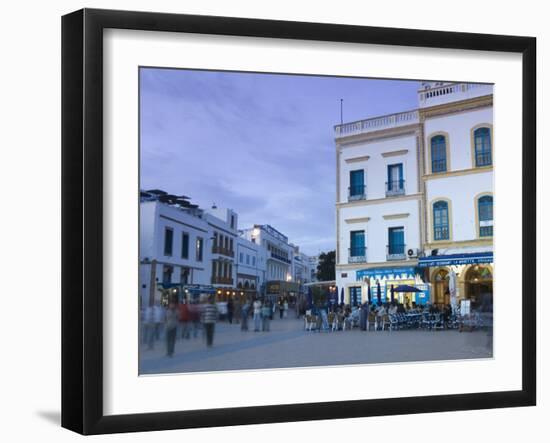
398,164,403,183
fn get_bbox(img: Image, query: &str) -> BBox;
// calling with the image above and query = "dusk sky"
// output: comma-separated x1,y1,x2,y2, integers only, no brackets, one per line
140,68,420,256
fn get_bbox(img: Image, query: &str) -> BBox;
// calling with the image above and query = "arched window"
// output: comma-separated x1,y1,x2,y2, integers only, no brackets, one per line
433,200,450,241
478,195,494,237
431,135,447,173
474,127,492,167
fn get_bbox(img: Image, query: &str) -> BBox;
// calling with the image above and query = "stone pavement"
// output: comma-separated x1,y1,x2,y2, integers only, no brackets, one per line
139,311,492,375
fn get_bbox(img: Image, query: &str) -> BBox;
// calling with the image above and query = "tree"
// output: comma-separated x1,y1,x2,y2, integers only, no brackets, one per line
316,250,335,282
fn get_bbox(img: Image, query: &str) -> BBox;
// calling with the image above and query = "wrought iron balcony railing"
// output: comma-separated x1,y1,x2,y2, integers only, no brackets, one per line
348,247,367,264
385,179,405,197
348,185,366,201
386,244,406,261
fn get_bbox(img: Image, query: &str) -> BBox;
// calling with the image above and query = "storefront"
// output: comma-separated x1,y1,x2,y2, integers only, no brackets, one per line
418,252,493,307
355,266,430,306
266,280,300,303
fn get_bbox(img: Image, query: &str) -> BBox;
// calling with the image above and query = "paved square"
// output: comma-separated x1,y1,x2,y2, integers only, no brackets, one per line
139,311,492,374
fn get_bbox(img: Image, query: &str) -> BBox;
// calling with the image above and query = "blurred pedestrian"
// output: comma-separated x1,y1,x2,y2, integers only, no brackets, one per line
153,301,165,341
278,299,284,319
253,298,262,332
189,300,201,338
227,297,234,324
165,302,178,357
283,300,289,318
233,297,241,324
241,300,250,331
144,304,155,349
261,302,271,331
178,300,191,339
202,297,218,347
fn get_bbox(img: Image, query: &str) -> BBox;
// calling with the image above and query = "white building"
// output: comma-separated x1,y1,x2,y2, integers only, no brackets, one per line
203,206,239,291
308,255,320,282
139,191,211,308
240,224,299,299
291,245,313,286
236,235,267,296
335,82,493,307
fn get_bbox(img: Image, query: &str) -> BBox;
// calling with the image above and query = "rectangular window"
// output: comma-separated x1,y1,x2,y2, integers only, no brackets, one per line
387,164,404,194
252,256,256,266
239,252,244,263
433,201,450,241
350,230,365,257
349,169,365,198
230,215,235,229
181,232,189,259
479,196,494,237
388,227,405,255
163,228,173,256
474,127,492,167
196,237,203,261
431,135,447,173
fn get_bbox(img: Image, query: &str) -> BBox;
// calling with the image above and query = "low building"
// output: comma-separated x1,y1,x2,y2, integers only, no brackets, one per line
236,235,267,299
139,191,211,308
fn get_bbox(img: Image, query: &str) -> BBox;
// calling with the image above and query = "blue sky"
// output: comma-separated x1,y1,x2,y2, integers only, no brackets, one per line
140,68,420,256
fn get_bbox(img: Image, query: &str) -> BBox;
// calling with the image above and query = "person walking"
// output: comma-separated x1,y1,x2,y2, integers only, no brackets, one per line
241,300,250,331
144,304,155,350
252,298,262,332
360,301,369,331
188,300,201,338
278,299,284,319
261,301,271,332
283,300,289,318
164,302,178,357
202,297,219,347
178,300,191,339
152,301,165,341
233,297,241,324
253,298,262,332
227,297,234,324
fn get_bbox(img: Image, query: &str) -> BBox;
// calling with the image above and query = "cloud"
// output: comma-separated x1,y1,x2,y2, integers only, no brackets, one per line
140,68,419,255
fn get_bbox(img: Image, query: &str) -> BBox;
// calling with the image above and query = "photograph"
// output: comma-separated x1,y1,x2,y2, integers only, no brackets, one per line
137,68,494,375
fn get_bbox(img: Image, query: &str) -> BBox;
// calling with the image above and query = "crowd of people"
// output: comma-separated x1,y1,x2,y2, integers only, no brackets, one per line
141,296,293,358
305,300,459,332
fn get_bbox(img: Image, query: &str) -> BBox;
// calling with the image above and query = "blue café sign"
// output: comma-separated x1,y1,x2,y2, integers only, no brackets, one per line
418,252,493,268
356,266,416,281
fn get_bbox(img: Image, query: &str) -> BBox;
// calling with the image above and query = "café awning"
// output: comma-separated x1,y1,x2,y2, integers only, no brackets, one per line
418,252,493,268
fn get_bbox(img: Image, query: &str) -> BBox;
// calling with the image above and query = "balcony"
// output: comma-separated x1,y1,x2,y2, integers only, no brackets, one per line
212,245,235,258
348,247,367,264
334,110,419,139
475,152,492,167
211,276,234,285
269,251,292,264
386,244,406,261
348,185,366,202
386,180,405,197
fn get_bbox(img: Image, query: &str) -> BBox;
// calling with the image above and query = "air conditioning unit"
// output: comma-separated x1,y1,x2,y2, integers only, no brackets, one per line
407,248,419,258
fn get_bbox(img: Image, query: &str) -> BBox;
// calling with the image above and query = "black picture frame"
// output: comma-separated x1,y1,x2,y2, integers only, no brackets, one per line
62,8,536,435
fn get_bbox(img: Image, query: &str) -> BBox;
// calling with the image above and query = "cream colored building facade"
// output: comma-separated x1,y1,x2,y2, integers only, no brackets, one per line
335,82,494,307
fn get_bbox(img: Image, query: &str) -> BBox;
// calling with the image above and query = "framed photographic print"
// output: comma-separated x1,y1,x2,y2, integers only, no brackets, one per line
61,8,536,435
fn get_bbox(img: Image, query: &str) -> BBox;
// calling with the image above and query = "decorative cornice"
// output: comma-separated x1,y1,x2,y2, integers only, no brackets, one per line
337,123,421,147
345,217,371,224
419,94,493,120
424,239,493,249
336,259,418,270
345,155,370,164
383,213,410,220
381,149,408,158
337,193,422,208
423,165,493,181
